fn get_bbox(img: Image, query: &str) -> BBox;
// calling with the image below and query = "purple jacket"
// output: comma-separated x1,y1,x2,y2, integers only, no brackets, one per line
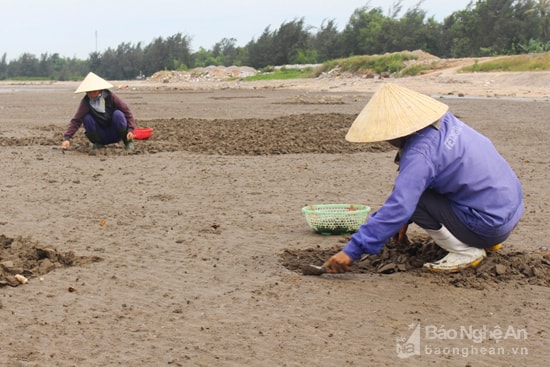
63,91,136,140
343,112,524,260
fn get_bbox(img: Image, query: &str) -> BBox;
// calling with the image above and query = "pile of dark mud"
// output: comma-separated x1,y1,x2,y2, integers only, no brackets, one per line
0,235,103,287
280,235,550,289
2,114,392,156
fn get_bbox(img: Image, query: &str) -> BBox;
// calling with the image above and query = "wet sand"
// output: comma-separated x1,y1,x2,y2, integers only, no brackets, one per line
0,74,549,366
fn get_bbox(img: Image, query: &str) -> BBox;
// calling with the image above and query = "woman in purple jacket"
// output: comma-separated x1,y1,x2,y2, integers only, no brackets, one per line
323,83,524,273
61,72,136,151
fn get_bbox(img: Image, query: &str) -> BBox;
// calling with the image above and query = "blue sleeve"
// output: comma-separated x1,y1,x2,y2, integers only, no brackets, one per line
343,149,435,260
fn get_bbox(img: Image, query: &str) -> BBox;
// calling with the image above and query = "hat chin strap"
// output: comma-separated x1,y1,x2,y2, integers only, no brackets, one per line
422,225,486,272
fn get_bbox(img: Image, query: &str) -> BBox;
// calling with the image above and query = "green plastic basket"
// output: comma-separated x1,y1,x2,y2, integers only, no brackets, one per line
302,204,371,235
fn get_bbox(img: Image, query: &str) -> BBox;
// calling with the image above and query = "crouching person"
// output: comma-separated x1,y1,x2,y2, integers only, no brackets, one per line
323,83,524,274
61,72,135,151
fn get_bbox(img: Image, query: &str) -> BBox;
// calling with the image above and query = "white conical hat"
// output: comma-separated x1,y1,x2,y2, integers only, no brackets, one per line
346,83,448,143
74,72,114,94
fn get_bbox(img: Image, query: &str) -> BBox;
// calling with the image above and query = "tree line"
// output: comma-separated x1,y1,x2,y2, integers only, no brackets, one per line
2,0,550,81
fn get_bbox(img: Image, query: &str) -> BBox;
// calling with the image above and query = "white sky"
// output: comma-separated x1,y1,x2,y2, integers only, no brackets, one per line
0,0,473,61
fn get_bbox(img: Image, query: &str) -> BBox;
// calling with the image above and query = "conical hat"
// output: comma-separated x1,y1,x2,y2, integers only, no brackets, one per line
346,83,448,143
74,72,114,94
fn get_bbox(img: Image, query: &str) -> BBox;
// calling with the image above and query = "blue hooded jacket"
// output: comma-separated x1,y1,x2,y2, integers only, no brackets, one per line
344,112,524,260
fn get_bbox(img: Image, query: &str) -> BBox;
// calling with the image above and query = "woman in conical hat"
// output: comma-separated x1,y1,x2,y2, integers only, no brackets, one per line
61,72,136,151
322,83,524,273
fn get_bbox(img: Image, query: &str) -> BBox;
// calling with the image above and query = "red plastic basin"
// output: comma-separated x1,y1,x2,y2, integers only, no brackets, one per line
134,127,153,140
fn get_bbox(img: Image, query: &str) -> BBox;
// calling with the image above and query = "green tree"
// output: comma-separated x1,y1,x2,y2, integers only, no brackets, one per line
11,53,40,78
165,33,193,70
143,33,192,73
7,0,550,79
525,0,550,40
476,0,521,55
0,53,7,79
293,49,318,64
393,6,430,51
194,47,221,67
272,18,313,65
87,52,102,74
440,7,477,57
342,6,386,55
212,38,239,66
246,27,275,68
313,19,345,61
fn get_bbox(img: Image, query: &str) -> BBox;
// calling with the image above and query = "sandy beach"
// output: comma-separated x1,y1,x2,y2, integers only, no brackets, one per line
0,68,549,366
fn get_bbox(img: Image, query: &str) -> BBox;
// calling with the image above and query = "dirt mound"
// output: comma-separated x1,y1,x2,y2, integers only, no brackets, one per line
0,235,103,287
137,114,390,155
9,114,392,156
150,66,258,83
280,236,550,289
148,50,444,84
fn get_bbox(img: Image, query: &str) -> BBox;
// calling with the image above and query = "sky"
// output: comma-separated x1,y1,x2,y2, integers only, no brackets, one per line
0,0,473,61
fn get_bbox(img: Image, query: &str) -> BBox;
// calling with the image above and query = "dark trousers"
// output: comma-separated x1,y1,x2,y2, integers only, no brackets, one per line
411,190,510,249
83,110,128,145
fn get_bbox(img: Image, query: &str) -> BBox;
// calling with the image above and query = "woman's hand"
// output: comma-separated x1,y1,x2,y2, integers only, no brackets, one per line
392,223,410,245
323,251,353,273
61,140,70,150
